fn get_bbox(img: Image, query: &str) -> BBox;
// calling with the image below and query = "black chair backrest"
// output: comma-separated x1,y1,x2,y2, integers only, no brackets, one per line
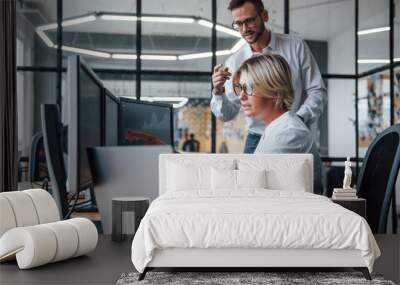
41,104,69,218
29,132,49,183
357,124,400,233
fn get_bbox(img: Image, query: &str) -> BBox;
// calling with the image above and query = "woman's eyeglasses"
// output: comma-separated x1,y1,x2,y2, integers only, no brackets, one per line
232,15,259,30
233,83,254,96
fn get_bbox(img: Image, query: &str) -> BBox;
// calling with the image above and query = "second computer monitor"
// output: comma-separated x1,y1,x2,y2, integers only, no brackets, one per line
118,98,173,146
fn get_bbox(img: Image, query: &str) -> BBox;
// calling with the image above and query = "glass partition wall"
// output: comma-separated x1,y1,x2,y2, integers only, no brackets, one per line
16,0,399,156
142,0,212,152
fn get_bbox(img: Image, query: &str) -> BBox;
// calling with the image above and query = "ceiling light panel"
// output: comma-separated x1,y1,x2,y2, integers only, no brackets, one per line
141,96,189,108
230,39,246,53
358,59,389,64
197,19,213,28
141,16,194,23
198,19,241,38
62,15,97,27
100,14,138,21
140,55,177,60
62,46,111,58
35,13,245,61
178,52,213,60
112,53,137,59
215,25,241,38
358,58,400,64
37,23,58,31
216,50,232,56
357,26,390,35
36,29,55,47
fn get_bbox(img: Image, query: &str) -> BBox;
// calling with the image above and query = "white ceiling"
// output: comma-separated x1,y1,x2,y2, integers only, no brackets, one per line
21,0,398,50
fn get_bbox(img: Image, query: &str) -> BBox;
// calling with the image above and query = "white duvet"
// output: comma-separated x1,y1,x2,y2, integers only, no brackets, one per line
131,190,380,273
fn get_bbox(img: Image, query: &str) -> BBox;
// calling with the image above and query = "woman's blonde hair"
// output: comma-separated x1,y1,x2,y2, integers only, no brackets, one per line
233,53,294,110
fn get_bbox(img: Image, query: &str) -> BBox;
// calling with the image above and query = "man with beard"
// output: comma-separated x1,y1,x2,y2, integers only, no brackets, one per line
211,0,327,153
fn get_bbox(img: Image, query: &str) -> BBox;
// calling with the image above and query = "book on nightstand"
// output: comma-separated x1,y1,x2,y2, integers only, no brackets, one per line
332,188,358,200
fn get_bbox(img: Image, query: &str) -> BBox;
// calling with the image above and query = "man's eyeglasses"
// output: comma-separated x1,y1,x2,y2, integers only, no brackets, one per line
233,83,254,96
232,15,259,30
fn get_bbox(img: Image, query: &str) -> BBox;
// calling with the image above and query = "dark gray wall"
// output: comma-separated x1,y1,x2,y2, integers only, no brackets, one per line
306,39,328,155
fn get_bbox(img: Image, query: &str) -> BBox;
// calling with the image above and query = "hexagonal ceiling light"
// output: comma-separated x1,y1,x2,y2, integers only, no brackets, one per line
36,12,246,60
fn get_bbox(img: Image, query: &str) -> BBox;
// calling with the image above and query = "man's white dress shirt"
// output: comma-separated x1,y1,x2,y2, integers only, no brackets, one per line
210,31,327,135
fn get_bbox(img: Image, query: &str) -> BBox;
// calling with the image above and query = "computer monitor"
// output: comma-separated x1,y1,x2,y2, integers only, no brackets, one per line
118,98,174,146
67,55,103,193
103,89,119,146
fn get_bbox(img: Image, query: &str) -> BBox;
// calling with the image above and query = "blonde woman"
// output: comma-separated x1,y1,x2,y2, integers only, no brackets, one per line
233,54,323,194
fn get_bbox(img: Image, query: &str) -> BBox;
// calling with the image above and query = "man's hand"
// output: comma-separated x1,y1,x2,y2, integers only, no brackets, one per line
212,64,231,95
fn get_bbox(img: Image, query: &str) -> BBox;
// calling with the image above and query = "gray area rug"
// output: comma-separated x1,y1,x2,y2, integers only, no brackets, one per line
116,272,396,285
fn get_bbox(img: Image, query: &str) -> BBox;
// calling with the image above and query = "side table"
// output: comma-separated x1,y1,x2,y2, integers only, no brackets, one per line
112,197,150,242
331,197,366,218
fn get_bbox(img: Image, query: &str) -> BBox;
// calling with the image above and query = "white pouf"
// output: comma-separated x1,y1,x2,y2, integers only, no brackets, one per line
0,189,98,269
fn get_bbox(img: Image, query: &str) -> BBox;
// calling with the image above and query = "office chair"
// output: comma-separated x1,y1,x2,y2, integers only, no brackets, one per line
357,124,400,234
41,104,69,217
29,132,49,190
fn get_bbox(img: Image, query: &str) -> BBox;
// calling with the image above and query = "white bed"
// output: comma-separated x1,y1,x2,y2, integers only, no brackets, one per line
131,154,380,280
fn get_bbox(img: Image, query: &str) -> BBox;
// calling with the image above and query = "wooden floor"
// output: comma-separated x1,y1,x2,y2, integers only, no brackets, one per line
0,235,398,285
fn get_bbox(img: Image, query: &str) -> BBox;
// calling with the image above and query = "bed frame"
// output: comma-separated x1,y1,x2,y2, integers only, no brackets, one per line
139,248,371,280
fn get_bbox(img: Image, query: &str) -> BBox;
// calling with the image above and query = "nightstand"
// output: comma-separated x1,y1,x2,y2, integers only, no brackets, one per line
112,197,150,242
331,198,366,218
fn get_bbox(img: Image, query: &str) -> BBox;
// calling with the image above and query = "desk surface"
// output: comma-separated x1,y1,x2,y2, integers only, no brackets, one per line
331,198,366,202
113,197,150,202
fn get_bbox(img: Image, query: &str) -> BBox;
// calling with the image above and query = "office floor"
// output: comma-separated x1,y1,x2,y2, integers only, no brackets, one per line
0,235,133,285
0,235,399,285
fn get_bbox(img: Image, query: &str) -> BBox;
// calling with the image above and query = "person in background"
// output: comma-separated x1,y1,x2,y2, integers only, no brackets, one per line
191,133,200,152
182,133,200,152
219,141,229,153
233,53,323,194
211,0,326,153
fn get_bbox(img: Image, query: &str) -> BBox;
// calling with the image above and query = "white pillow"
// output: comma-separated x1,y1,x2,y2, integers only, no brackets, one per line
167,162,209,191
236,169,267,189
237,159,308,192
211,168,236,190
167,160,235,191
211,168,267,190
266,162,307,191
